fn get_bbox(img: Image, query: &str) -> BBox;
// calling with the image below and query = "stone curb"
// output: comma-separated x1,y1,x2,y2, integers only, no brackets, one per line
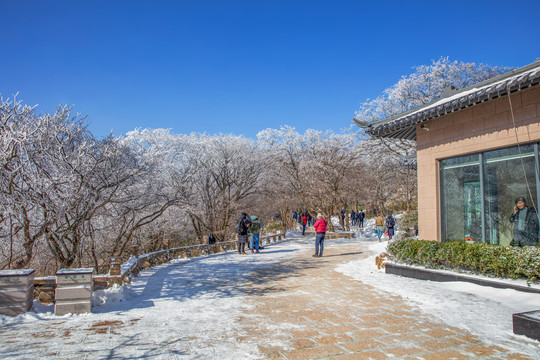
385,263,540,294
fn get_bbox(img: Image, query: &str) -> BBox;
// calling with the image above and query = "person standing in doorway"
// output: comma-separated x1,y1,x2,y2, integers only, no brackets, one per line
510,197,539,246
375,213,385,242
313,213,328,257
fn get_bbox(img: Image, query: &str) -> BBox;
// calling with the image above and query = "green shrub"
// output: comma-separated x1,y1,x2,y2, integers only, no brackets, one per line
387,239,540,282
399,211,418,230
263,221,284,233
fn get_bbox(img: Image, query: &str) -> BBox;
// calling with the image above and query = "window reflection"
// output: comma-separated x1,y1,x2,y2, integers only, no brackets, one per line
483,145,537,245
440,155,480,242
440,143,539,244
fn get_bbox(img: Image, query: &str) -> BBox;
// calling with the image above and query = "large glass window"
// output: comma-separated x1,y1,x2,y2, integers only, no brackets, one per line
483,144,537,245
440,143,539,244
440,154,481,242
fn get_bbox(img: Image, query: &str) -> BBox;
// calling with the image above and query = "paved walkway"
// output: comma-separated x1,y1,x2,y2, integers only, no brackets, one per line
236,241,534,360
1,237,537,359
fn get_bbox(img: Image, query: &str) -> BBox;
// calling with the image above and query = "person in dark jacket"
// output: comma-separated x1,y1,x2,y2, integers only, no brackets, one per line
385,214,396,240
358,210,365,228
509,197,539,246
236,212,252,254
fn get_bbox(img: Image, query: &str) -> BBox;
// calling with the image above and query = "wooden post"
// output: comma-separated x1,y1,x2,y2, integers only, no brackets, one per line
130,245,140,258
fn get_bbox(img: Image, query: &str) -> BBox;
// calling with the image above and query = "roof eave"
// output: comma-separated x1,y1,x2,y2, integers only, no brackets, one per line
364,61,540,141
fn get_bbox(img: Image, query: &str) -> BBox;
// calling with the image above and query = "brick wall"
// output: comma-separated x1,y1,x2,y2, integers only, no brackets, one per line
416,86,540,241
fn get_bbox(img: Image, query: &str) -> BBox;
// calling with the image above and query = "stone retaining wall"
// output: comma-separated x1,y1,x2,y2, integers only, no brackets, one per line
301,231,355,239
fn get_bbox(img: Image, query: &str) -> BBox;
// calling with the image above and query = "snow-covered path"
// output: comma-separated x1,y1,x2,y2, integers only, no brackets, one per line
0,229,539,359
0,238,308,359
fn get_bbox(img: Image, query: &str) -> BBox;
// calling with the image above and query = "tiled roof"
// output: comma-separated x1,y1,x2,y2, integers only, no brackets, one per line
362,61,540,141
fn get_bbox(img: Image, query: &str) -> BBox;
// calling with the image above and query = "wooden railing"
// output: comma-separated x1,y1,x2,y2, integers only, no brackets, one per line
33,232,286,304
115,232,285,284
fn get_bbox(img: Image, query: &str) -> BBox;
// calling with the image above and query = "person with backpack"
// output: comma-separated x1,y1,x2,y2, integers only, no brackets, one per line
300,212,308,236
313,213,328,257
236,212,252,255
250,215,262,253
385,214,396,240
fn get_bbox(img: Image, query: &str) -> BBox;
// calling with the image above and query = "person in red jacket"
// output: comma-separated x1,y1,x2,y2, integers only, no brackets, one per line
313,213,328,257
301,212,308,236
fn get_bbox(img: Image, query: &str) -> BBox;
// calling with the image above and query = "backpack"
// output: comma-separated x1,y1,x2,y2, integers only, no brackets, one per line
235,218,247,233
386,217,395,227
250,220,260,234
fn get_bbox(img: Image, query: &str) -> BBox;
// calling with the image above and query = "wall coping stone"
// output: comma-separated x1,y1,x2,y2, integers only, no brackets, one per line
0,270,35,276
385,263,540,294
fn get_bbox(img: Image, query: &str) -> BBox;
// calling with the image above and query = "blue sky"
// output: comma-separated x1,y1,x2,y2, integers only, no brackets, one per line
1,0,539,139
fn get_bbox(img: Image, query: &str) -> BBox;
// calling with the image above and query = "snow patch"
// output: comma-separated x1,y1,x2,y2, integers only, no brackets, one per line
336,240,540,357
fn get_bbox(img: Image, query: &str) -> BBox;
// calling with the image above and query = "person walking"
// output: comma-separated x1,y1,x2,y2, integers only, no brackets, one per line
313,213,328,257
385,214,396,240
351,210,356,227
250,215,262,253
509,197,539,246
358,210,365,228
375,213,385,242
236,212,252,254
300,212,308,236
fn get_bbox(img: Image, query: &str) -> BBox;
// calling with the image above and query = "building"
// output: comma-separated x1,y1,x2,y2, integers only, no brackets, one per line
357,61,540,244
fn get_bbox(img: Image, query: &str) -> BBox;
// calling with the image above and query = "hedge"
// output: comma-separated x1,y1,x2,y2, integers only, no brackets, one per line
387,239,540,282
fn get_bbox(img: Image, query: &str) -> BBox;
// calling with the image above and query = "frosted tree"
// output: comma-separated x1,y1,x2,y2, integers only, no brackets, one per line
303,130,358,231
0,97,121,270
0,99,187,273
257,126,312,228
352,139,413,215
123,130,266,244
186,133,265,243
355,57,511,126
354,57,511,155
350,58,511,213
114,128,195,256
258,127,359,231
